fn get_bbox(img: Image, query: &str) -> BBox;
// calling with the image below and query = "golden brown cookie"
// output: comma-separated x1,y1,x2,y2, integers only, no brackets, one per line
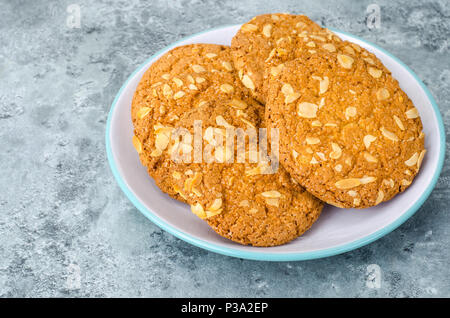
231,13,338,103
132,44,239,201
266,48,426,209
170,103,323,246
131,43,323,246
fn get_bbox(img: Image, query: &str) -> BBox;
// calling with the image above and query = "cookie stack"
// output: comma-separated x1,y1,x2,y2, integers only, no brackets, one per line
131,14,425,246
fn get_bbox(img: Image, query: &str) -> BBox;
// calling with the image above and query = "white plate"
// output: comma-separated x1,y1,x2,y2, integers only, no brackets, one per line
105,25,445,261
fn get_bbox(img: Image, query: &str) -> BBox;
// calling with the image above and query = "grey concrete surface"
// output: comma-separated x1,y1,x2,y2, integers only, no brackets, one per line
0,0,449,297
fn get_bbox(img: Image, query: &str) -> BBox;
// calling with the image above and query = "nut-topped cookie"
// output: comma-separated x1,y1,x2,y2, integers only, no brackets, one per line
170,102,323,246
131,44,323,246
266,50,426,209
231,13,334,103
132,44,243,201
231,13,374,104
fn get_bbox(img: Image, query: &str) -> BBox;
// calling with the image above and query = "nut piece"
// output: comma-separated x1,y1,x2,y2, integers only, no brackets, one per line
364,152,378,163
150,148,162,157
191,203,206,219
205,53,217,59
173,91,185,99
405,108,419,119
196,77,206,84
239,200,250,207
270,64,285,76
337,54,354,69
368,67,382,78
360,176,376,184
229,98,247,110
162,84,173,97
137,107,151,120
329,143,342,159
375,190,384,205
208,198,222,211
281,84,294,96
363,135,377,149
245,166,261,176
220,84,234,94
316,152,326,161
306,137,320,145
417,149,426,169
363,57,375,65
405,152,419,166
132,135,142,153
347,190,357,197
344,46,355,55
265,198,279,207
345,107,357,120
215,115,233,128
192,64,206,73
222,61,233,72
380,127,399,142
335,178,361,189
155,132,170,150
172,171,181,180
261,190,282,198
319,76,329,94
285,92,301,104
206,209,222,218
242,74,255,90
322,43,336,52
298,102,318,118
310,35,326,42
240,117,255,127
187,75,195,83
376,88,390,101
383,179,395,188
242,23,258,32
262,24,272,37
172,77,183,87
185,172,202,192
393,115,405,130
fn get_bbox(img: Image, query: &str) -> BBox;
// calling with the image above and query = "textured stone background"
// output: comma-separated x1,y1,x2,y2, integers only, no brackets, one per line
0,0,449,297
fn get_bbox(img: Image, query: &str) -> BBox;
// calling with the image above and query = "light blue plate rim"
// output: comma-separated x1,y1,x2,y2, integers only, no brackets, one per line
105,25,446,262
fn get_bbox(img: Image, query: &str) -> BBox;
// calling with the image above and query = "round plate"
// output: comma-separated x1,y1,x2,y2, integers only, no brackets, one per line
105,25,445,261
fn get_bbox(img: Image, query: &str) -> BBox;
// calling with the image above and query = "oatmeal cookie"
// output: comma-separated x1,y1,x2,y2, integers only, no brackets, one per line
231,13,376,104
266,50,426,208
131,44,240,200
170,102,323,246
231,13,327,103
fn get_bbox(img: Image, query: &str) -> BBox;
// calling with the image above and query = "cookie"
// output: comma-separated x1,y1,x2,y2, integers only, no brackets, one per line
132,44,238,201
131,43,323,246
231,13,335,103
171,102,322,246
266,49,426,209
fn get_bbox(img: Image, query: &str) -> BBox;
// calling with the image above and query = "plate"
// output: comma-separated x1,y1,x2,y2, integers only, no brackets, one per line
105,25,445,261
